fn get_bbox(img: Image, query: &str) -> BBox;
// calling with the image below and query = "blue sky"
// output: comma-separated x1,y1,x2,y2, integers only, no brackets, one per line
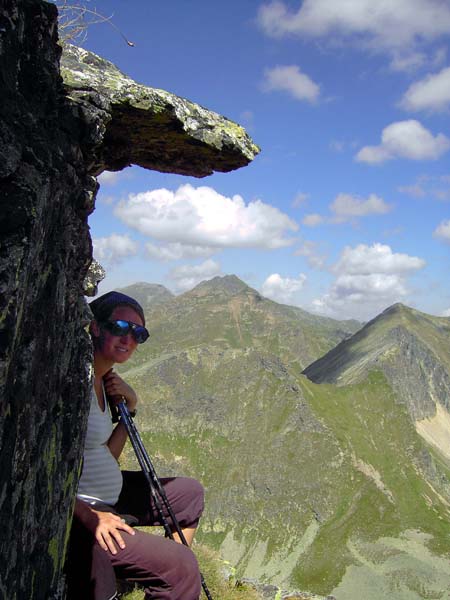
73,0,450,321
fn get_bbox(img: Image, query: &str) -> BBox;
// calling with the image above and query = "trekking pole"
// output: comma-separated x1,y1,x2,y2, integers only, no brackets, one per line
116,401,214,600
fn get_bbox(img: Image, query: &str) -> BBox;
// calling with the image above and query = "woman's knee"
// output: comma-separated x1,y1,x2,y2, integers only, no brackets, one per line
164,477,205,528
184,477,204,508
163,543,201,600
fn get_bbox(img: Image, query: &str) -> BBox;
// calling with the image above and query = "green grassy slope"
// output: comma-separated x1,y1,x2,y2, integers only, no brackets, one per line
303,303,450,420
116,281,450,598
124,275,361,374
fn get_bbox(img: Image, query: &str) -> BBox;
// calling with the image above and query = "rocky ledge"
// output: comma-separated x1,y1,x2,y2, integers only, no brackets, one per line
60,44,260,177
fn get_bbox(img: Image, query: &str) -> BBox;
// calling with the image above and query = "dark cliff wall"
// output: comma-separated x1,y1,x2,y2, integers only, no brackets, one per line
0,2,258,597
0,1,93,597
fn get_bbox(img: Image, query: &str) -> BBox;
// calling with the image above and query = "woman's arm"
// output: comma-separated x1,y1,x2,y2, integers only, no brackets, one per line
103,369,138,460
74,498,135,554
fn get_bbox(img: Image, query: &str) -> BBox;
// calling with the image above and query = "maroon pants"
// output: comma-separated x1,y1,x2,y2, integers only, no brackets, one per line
66,474,204,600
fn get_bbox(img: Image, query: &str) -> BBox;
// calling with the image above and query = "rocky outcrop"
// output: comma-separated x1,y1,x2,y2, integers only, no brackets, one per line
0,1,93,597
60,44,260,177
303,303,450,421
0,3,259,598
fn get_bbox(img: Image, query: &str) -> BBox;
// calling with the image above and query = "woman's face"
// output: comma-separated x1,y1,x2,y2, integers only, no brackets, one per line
95,305,144,364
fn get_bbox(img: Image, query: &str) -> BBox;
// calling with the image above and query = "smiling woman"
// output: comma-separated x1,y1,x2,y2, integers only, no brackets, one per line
66,291,205,600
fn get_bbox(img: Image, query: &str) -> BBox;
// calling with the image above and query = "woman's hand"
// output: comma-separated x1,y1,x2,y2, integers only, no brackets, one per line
75,500,135,554
103,369,138,412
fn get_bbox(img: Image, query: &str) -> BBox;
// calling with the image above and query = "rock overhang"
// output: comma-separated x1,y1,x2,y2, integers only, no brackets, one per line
60,44,260,177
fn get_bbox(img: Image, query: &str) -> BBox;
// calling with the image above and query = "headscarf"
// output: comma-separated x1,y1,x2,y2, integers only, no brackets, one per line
89,291,145,325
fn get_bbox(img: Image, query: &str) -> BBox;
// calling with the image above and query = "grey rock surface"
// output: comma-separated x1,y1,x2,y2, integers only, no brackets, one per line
60,44,260,177
0,1,92,597
0,5,259,599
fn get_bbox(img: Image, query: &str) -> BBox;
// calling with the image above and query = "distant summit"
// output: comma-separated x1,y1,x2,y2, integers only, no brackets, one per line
185,275,253,298
118,282,174,310
303,302,450,421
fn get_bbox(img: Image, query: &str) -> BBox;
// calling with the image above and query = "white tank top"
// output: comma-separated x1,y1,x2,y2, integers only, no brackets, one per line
77,388,123,505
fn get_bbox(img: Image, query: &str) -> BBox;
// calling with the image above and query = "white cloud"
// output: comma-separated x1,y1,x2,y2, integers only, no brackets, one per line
257,1,450,60
303,194,392,227
389,52,427,72
98,171,120,186
292,192,310,208
330,193,392,221
114,184,298,249
442,308,450,317
312,243,426,320
433,219,450,242
356,120,450,164
302,213,324,227
333,243,425,275
97,170,133,187
168,259,222,292
295,241,327,269
397,182,427,197
398,174,450,200
146,242,215,262
262,65,320,103
400,66,450,112
93,234,139,266
261,273,307,304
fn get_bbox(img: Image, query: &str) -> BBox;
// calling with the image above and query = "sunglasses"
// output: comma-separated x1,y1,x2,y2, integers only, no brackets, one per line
101,320,150,344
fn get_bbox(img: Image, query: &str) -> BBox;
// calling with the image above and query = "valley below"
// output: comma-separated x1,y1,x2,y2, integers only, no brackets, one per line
117,276,450,599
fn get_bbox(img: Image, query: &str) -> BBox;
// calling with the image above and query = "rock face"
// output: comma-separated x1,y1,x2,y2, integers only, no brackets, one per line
0,2,93,598
303,303,450,421
60,44,260,177
0,3,259,599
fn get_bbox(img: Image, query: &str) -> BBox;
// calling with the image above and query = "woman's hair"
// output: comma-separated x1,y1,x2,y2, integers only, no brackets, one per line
89,291,146,325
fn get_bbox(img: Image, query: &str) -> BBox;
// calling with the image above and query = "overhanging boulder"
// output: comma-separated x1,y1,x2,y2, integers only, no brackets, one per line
61,44,260,177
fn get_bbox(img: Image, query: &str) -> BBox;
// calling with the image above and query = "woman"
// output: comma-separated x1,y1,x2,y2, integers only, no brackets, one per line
67,291,203,600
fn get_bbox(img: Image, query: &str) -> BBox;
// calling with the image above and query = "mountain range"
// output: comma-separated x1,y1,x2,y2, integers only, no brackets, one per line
117,276,450,599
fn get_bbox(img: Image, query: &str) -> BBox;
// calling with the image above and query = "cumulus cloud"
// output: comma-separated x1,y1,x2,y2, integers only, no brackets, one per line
257,1,450,66
390,52,427,72
398,174,450,200
114,184,298,250
333,243,425,275
330,193,392,221
400,66,450,112
97,170,132,187
356,120,450,164
312,243,426,320
302,213,324,227
262,65,320,103
292,192,310,208
303,194,392,226
397,182,427,198
295,241,327,269
261,273,307,304
433,219,450,242
168,259,222,292
98,171,120,186
146,242,215,262
93,234,139,266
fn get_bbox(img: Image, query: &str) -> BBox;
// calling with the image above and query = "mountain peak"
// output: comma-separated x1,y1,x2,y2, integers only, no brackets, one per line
186,275,253,297
117,282,174,309
303,301,450,421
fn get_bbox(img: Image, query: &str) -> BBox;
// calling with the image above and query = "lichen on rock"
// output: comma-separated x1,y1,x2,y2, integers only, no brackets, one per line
60,44,260,177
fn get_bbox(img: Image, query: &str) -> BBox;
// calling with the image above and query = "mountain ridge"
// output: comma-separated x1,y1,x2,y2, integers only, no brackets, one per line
116,277,450,598
303,301,450,421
